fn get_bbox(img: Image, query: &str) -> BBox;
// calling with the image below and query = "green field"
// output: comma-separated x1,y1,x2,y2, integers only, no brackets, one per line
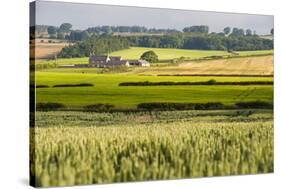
31,110,273,187
35,72,273,108
110,47,273,60
110,47,231,60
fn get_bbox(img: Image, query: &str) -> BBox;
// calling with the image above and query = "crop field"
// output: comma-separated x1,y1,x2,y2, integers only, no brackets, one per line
35,72,273,108
30,40,71,59
138,55,273,75
32,48,274,187
31,110,273,187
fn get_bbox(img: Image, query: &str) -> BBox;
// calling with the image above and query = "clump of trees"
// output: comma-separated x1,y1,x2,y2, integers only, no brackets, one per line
48,23,273,58
127,33,272,51
140,51,158,63
183,25,209,33
58,36,130,58
58,32,273,58
86,25,180,35
47,23,73,39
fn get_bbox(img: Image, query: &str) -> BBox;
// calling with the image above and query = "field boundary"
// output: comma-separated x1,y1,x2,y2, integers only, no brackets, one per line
156,74,274,77
119,81,273,86
35,101,273,112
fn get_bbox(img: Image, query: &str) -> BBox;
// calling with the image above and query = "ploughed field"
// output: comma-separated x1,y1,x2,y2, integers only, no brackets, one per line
35,72,273,109
31,110,273,187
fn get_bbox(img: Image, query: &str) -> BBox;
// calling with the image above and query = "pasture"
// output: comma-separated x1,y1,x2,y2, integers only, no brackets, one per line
31,110,273,187
35,72,273,109
109,47,272,60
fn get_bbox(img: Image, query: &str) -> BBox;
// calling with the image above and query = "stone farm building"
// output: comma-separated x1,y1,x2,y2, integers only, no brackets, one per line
58,55,150,68
88,55,150,68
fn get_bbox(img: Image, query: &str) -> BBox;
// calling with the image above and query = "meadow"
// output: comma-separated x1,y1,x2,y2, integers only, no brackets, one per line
109,47,273,60
31,110,273,187
35,72,273,108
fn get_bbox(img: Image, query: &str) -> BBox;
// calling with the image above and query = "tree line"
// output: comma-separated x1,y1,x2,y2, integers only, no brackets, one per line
58,35,130,58
38,23,273,40
49,23,273,58
58,32,272,58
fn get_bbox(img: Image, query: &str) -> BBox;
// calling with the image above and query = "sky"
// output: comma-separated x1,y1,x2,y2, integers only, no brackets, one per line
32,0,274,35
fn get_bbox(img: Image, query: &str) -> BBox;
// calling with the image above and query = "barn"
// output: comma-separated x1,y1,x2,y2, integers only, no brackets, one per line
88,55,150,67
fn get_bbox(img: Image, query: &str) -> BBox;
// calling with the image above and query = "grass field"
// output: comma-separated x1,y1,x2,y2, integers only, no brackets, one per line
35,72,273,108
31,110,273,187
109,47,231,60
109,47,273,60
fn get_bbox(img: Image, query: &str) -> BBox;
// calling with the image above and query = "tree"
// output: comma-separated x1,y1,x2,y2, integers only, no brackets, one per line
57,32,64,39
59,23,72,33
223,27,231,35
231,28,244,36
102,26,113,35
81,31,90,40
68,30,82,41
271,28,274,35
140,51,158,63
246,29,252,36
183,25,209,33
47,26,57,35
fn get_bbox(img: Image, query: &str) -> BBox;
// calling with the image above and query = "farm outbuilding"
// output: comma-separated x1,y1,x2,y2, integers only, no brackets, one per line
129,59,150,67
88,55,150,68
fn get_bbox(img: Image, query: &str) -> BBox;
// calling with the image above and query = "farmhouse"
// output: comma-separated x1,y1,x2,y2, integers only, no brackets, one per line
89,55,129,68
58,55,151,68
88,55,150,68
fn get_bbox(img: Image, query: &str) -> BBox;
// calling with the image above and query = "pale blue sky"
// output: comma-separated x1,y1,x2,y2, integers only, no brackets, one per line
32,0,274,35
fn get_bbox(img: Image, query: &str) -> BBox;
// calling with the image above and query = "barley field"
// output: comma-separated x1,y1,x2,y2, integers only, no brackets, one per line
141,55,273,75
31,110,273,187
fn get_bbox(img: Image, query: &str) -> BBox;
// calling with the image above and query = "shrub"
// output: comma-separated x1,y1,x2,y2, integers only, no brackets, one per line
203,55,224,60
194,102,224,110
52,83,94,87
206,79,217,85
137,102,224,111
36,103,65,111
235,101,273,109
119,80,272,86
140,50,158,63
84,104,115,112
36,85,49,88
